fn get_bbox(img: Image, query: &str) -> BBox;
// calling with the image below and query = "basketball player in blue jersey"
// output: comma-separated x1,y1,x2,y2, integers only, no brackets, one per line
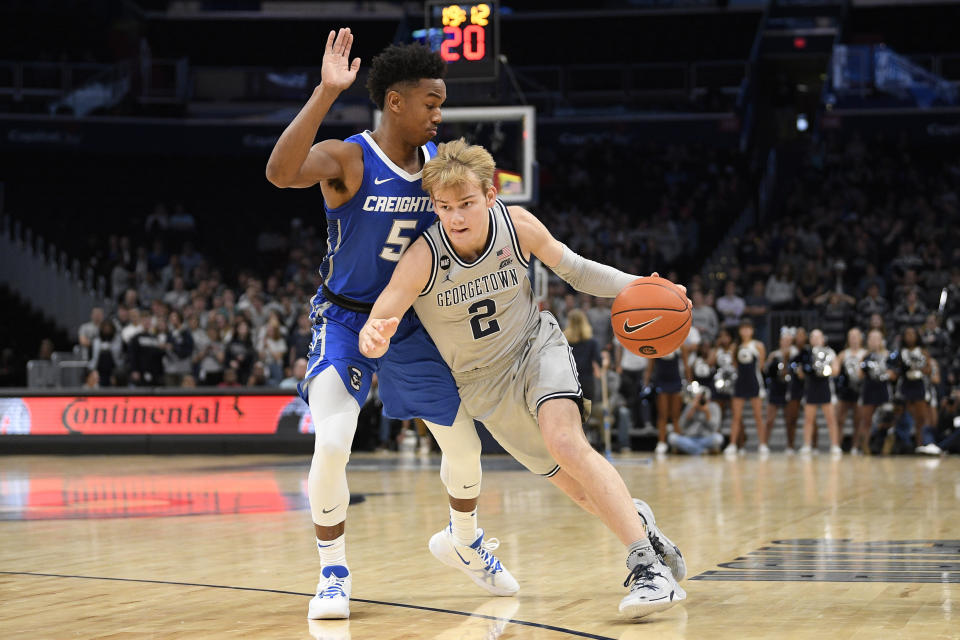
266,29,516,620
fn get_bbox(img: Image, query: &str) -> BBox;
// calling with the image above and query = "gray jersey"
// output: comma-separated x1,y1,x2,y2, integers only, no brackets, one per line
414,198,538,375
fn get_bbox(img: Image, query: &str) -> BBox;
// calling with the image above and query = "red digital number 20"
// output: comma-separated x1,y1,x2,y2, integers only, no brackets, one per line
441,25,485,63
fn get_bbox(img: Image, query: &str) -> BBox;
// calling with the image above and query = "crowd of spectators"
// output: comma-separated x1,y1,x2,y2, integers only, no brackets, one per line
23,132,960,455
540,133,960,455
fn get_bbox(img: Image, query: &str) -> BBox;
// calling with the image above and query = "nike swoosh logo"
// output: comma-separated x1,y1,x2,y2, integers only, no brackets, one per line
463,482,479,489
321,505,340,514
623,316,662,334
453,547,471,565
374,177,395,185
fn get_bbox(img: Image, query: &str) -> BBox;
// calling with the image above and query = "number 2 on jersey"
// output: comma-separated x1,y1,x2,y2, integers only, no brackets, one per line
468,299,500,339
379,219,419,262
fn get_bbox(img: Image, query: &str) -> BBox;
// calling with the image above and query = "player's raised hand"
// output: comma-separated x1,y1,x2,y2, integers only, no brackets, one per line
359,317,400,359
321,27,361,93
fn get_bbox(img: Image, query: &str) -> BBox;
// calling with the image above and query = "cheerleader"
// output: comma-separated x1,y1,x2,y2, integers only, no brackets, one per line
798,329,841,456
645,344,687,454
894,326,934,447
835,328,867,451
785,327,809,449
725,319,767,456
711,328,736,432
764,328,798,453
856,329,895,454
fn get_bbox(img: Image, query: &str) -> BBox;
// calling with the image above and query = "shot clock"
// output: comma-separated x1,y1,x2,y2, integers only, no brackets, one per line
418,1,500,81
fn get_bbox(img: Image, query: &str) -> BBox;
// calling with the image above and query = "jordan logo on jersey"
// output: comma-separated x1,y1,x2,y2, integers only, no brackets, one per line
347,366,363,391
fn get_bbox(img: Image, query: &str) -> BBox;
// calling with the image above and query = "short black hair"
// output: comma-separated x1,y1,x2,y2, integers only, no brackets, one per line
366,43,446,109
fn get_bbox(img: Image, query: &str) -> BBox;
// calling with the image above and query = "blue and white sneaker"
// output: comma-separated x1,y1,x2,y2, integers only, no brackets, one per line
634,498,686,581
429,526,519,596
308,565,351,619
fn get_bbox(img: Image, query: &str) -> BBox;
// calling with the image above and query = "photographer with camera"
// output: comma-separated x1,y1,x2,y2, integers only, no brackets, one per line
869,398,915,455
668,382,723,455
916,390,960,455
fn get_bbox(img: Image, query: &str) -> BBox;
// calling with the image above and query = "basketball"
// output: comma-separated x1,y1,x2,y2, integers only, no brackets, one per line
611,276,691,358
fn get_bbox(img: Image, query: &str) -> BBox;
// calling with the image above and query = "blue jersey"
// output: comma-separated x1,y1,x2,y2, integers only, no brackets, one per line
297,130,460,425
319,131,438,304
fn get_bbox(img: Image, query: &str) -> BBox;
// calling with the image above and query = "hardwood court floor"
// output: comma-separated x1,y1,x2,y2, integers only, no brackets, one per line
1,452,958,640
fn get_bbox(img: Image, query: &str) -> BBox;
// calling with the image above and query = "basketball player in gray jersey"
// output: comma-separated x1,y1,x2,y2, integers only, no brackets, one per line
359,139,687,619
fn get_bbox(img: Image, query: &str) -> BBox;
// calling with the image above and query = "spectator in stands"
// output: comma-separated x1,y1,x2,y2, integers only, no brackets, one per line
195,325,225,386
128,316,166,386
586,296,613,351
179,241,203,279
856,263,886,299
565,309,601,403
857,282,888,330
226,318,255,384
181,374,197,388
815,290,856,348
281,358,308,390
691,289,718,342
716,280,745,330
287,313,313,367
892,288,928,334
77,307,104,360
795,261,825,309
259,314,289,384
162,310,194,386
218,368,241,388
766,263,796,310
89,320,124,386
163,276,190,311
247,361,269,387
82,369,99,389
743,280,770,343
37,338,55,361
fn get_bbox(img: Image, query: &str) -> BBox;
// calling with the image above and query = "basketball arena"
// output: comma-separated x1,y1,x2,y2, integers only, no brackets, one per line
1,2,958,639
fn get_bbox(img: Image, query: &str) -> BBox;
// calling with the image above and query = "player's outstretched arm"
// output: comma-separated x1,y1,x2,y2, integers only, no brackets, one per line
508,205,690,302
359,239,432,358
266,27,362,188
508,206,641,297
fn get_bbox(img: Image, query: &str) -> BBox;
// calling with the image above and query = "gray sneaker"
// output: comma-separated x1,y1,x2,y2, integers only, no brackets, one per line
619,554,686,618
634,498,686,581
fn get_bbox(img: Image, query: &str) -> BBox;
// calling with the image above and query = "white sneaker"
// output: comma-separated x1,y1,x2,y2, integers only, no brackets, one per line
308,565,351,619
634,498,686,580
429,526,519,596
916,443,943,456
655,441,669,455
830,445,843,457
799,445,812,456
784,447,796,456
758,443,770,456
418,439,431,456
723,443,737,457
851,447,862,456
619,554,685,618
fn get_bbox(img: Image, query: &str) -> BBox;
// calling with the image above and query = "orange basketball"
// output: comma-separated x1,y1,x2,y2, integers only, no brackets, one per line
611,276,691,358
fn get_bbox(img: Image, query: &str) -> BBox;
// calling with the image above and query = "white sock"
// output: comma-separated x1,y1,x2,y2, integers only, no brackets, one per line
317,534,347,569
450,507,478,546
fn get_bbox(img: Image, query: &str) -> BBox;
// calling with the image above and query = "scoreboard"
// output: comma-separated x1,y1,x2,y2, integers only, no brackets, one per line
421,1,499,81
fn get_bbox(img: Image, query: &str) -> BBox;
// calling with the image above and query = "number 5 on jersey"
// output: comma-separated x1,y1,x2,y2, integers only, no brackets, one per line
380,219,419,262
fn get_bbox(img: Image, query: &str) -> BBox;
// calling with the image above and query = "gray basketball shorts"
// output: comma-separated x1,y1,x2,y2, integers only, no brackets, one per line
454,312,583,476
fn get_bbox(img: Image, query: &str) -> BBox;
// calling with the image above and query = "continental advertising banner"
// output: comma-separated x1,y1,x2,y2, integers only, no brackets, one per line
0,394,313,436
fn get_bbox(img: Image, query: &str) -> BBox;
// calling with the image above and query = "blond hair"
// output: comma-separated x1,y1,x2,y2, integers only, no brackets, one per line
563,309,593,344
422,137,496,196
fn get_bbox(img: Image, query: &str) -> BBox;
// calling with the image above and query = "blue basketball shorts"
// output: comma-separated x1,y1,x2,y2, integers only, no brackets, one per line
297,293,461,426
